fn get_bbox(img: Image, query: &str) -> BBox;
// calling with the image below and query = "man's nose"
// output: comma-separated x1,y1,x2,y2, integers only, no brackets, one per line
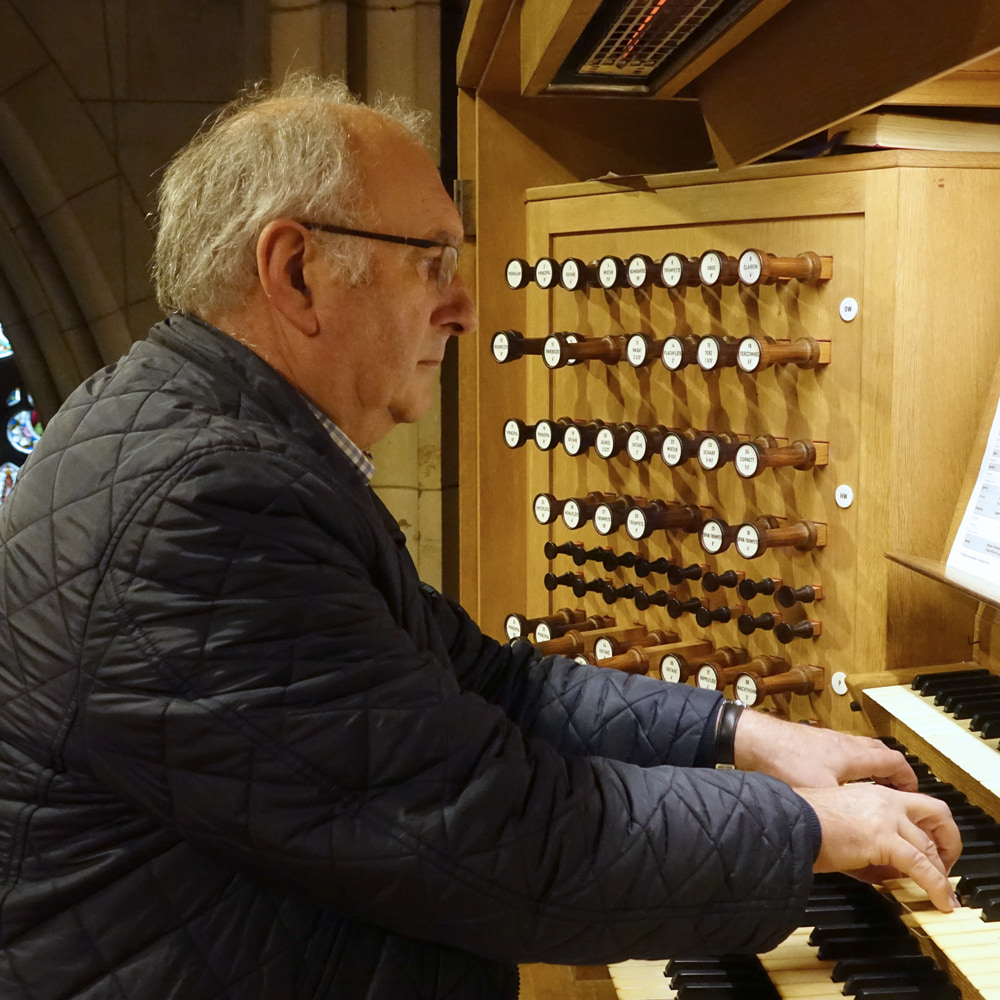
440,274,478,336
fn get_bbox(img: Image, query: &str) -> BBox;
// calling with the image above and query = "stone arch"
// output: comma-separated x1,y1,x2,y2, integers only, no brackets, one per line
0,0,265,420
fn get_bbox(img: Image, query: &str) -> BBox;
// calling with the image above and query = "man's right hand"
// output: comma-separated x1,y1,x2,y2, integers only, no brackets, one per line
795,782,962,912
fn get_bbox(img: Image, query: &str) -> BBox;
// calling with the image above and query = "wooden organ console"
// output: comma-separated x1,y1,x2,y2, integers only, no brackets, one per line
456,1,1000,996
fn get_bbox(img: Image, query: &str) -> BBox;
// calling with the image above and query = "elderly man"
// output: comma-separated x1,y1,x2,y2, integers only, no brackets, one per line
0,76,959,1000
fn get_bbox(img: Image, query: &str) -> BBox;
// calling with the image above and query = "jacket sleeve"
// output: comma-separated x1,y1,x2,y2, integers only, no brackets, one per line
424,584,725,769
84,451,818,965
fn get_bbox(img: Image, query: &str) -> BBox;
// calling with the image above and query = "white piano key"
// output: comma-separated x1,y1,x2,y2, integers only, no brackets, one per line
865,684,1000,797
607,959,676,999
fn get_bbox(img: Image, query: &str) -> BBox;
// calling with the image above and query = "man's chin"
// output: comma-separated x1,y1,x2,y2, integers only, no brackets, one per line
388,398,433,427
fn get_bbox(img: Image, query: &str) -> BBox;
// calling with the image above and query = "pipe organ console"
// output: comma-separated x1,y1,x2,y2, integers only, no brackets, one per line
488,156,1000,736
459,7,1000,996
477,165,1000,992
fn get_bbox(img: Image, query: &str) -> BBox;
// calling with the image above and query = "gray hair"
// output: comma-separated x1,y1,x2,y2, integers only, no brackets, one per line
152,74,430,318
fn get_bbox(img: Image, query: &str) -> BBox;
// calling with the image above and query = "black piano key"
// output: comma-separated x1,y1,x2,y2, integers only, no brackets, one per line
981,895,1000,921
953,811,1000,829
952,823,1000,843
808,921,906,944
956,839,1000,856
670,971,768,985
666,958,762,973
938,682,1000,705
951,851,1000,877
912,668,991,694
935,677,1000,706
957,872,1000,896
815,934,920,960
940,677,1000,711
669,959,780,1000
916,782,968,808
931,672,1000,692
969,709,1000,740
675,986,778,1000
934,686,1000,712
967,701,1000,717
964,881,1000,906
845,968,954,992
853,985,960,1000
948,693,1000,720
805,902,895,925
832,953,942,982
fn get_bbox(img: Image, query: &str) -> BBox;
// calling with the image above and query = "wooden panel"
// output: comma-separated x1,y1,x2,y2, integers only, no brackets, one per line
457,0,517,89
479,157,1000,736
885,167,1000,668
519,181,863,733
520,0,601,97
649,0,793,101
698,0,1000,169
887,50,1000,106
518,962,617,1000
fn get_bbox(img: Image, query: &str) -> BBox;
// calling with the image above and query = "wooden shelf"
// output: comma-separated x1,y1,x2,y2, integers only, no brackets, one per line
886,551,1000,611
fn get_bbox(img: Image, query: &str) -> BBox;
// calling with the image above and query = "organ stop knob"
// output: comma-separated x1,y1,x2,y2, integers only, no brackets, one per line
735,519,827,559
661,427,706,467
533,256,558,289
535,614,613,643
737,248,832,285
736,335,830,372
698,654,790,692
543,332,628,369
734,663,824,706
734,436,825,478
504,258,533,290
503,607,586,640
625,253,655,289
658,252,700,289
698,249,740,286
660,334,700,371
559,257,599,290
696,335,741,371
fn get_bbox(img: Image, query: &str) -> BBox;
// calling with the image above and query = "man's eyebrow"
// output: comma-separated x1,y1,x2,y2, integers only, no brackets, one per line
428,228,463,249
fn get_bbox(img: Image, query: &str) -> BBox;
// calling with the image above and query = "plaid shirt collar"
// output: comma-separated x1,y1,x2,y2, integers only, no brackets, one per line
305,402,375,484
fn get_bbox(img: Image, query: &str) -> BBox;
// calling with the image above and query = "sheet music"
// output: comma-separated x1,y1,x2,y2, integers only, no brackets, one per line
948,394,1000,582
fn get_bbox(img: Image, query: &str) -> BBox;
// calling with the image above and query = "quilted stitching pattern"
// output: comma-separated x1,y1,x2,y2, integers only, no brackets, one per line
0,316,816,999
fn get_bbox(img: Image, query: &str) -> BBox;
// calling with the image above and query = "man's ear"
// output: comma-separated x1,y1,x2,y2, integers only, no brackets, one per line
256,219,318,335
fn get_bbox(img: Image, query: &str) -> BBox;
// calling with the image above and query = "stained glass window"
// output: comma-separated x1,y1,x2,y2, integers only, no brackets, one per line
7,410,40,454
0,320,42,502
0,462,19,502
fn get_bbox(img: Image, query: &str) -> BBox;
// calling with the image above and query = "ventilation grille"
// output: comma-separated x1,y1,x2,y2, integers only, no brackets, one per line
552,0,764,94
580,0,727,78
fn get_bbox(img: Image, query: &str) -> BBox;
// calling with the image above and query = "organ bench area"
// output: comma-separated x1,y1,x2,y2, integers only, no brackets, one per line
467,156,1000,999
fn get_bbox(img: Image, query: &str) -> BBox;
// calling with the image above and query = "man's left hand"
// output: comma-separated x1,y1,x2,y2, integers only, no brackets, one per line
733,708,917,790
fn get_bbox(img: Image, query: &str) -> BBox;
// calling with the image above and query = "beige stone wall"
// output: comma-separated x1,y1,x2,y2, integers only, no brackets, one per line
0,0,447,588
269,0,446,589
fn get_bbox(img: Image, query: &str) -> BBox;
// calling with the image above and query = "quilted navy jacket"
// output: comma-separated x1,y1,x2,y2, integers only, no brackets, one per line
0,315,819,999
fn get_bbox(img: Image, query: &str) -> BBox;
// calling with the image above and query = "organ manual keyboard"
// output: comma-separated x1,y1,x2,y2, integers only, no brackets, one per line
607,738,1000,1000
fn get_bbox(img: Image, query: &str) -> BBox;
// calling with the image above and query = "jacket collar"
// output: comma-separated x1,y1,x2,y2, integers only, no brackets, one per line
148,313,371,489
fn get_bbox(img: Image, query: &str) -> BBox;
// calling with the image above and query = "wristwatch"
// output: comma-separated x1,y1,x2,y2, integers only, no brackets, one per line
714,699,745,770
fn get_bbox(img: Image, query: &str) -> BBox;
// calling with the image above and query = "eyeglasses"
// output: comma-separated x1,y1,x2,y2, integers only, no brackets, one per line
299,222,460,293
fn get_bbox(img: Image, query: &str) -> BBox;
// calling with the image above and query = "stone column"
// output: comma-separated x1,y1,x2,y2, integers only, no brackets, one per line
269,0,446,589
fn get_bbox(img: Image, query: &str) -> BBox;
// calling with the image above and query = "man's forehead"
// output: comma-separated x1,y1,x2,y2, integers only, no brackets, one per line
357,126,462,239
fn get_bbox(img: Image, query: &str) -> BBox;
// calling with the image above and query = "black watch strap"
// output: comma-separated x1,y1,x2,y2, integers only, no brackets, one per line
714,700,745,770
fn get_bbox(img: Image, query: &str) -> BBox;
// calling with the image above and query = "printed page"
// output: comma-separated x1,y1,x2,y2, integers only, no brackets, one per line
948,396,1000,581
